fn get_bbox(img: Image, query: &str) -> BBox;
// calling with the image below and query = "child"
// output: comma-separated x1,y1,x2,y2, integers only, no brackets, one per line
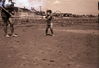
1,0,17,37
45,10,54,36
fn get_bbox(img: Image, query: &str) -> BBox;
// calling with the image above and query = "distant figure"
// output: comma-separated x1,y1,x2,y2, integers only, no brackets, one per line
45,10,54,36
1,0,17,37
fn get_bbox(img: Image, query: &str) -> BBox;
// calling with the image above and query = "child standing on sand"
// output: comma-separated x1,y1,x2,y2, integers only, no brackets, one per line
45,10,54,36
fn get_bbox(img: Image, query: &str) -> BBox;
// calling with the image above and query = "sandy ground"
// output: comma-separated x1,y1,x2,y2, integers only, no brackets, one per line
0,23,99,68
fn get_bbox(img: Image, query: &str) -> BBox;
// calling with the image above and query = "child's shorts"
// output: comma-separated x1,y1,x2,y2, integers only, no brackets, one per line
2,17,14,25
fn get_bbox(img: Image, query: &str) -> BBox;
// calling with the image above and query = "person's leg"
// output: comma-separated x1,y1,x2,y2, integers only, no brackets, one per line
4,23,8,35
9,18,17,37
50,27,54,35
10,23,14,34
50,23,54,35
45,26,49,35
8,18,14,34
2,17,9,37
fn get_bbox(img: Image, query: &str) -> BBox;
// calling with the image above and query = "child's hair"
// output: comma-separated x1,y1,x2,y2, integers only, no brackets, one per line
46,10,52,13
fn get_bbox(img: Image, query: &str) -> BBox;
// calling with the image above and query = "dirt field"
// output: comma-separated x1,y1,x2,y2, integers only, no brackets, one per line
0,19,99,68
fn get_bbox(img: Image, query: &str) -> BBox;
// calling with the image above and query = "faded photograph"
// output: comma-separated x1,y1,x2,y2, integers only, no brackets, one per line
0,0,99,68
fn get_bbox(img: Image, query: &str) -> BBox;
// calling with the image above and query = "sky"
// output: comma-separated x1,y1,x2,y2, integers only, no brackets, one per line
3,0,99,15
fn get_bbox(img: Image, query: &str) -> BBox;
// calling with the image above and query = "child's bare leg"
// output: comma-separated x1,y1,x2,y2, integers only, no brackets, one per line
45,26,49,35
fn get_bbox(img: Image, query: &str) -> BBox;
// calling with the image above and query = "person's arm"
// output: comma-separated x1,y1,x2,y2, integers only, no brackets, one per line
2,0,5,8
45,15,48,19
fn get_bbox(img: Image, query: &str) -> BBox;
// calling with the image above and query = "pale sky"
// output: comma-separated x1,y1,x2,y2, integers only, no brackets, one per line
13,0,98,15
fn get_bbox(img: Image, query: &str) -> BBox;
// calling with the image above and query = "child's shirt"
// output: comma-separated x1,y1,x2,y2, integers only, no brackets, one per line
45,14,53,26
